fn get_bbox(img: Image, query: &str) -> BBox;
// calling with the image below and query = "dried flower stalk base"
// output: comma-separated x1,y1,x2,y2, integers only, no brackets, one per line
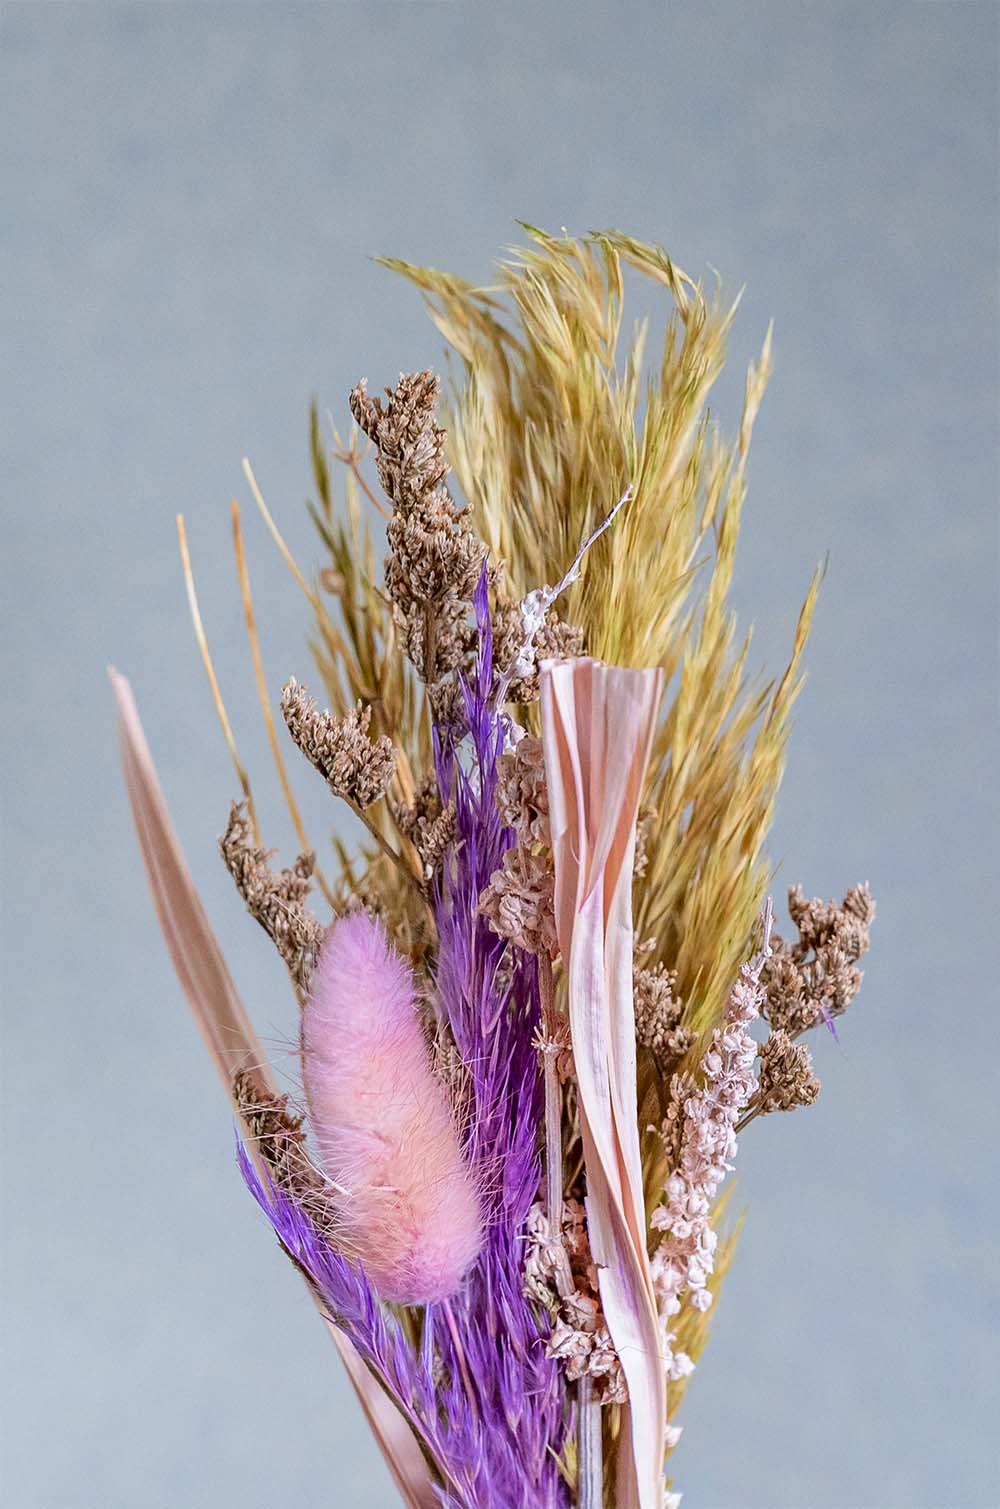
116,228,874,1508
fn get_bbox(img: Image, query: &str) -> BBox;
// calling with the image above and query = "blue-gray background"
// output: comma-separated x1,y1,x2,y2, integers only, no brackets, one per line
2,4,997,1507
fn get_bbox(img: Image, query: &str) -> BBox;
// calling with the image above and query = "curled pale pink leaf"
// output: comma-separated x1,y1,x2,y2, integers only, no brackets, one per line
109,669,436,1509
540,657,666,1509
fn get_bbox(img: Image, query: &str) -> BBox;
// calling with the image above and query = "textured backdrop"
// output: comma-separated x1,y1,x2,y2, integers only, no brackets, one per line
2,4,997,1507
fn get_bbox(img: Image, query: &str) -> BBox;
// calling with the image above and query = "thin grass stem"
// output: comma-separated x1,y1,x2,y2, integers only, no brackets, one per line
329,424,392,520
229,500,337,910
538,953,573,1290
577,1376,603,1509
176,514,260,845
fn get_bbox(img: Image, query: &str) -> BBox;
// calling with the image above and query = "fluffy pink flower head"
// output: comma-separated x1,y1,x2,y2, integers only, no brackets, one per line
301,912,482,1305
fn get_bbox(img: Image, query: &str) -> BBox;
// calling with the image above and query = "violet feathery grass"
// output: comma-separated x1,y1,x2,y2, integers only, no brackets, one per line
237,1143,482,1508
429,570,568,1507
240,582,568,1508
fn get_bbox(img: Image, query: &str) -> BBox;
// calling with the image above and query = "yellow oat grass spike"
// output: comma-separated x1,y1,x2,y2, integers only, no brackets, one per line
384,226,819,1047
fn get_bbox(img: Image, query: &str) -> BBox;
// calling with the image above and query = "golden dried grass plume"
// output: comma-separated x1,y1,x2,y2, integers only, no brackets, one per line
381,224,818,1022
344,226,820,1392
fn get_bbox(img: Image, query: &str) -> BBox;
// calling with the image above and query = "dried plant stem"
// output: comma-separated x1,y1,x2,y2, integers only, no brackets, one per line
330,425,392,521
538,954,567,1268
577,1376,603,1509
176,514,260,845
230,500,337,910
243,459,318,602
442,1298,479,1427
242,457,354,670
423,606,438,688
346,797,431,914
245,457,423,833
735,1103,761,1135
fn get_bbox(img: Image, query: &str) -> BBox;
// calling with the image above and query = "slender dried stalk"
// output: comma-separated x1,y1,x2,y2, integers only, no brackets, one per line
329,421,392,520
242,456,352,671
577,1377,602,1509
538,953,564,1233
176,513,259,843
229,499,336,908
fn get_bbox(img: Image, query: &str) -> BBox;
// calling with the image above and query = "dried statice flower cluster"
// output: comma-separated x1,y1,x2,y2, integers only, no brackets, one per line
478,848,556,957
650,907,774,1383
392,775,457,879
120,230,878,1509
763,881,875,1035
525,1199,627,1405
634,958,695,1070
495,731,550,842
281,680,396,810
478,735,557,956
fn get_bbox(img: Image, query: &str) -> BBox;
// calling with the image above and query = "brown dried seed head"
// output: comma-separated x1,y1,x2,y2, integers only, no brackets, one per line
233,1070,325,1201
757,1029,821,1114
350,370,488,684
427,676,468,735
220,801,324,991
763,881,875,1033
394,778,458,878
281,680,396,808
349,371,450,513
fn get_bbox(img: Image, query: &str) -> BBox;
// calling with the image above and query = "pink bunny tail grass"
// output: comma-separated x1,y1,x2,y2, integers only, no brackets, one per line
302,912,483,1305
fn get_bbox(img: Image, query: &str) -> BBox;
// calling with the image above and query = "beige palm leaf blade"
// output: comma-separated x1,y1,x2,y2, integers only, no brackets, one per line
108,667,436,1509
540,658,666,1509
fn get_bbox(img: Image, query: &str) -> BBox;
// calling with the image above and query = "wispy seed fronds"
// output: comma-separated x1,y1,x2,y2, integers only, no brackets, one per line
219,800,324,995
281,680,396,810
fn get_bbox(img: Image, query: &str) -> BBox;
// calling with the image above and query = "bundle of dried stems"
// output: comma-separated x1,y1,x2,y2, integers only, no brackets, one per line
114,227,874,1508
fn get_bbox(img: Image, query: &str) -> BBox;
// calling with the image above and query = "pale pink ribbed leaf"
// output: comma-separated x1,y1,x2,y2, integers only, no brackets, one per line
541,658,666,1509
111,667,270,1096
109,669,436,1509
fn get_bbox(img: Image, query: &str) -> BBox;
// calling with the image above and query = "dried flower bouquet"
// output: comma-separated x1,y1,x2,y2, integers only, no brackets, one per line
113,228,874,1507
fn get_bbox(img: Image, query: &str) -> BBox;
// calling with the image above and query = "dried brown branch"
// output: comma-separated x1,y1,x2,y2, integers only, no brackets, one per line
220,801,324,996
763,882,876,1036
350,370,487,685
